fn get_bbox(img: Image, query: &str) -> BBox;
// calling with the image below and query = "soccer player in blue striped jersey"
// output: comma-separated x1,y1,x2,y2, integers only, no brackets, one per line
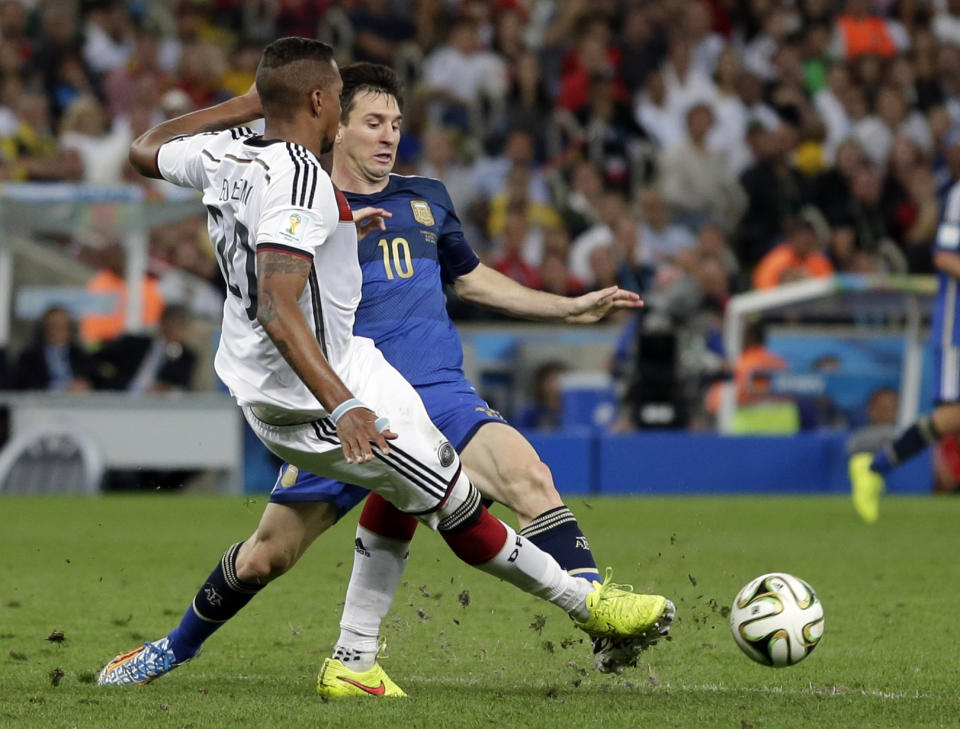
849,171,960,522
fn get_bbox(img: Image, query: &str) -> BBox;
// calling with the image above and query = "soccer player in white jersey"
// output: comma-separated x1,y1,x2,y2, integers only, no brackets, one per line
849,166,960,522
97,37,674,690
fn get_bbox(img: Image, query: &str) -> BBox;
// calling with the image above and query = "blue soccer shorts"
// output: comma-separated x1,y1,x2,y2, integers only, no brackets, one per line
267,378,506,518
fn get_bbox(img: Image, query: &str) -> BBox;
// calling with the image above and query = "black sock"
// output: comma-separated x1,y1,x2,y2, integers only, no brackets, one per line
166,542,263,660
518,506,601,584
872,417,939,474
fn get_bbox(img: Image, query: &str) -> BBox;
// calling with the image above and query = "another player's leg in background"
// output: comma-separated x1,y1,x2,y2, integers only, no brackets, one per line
850,355,960,521
98,499,339,685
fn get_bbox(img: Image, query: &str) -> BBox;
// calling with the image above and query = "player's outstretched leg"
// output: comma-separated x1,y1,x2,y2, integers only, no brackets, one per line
99,501,336,686
437,474,675,644
459,423,650,672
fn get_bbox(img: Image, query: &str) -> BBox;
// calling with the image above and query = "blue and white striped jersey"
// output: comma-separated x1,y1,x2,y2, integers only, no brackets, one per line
932,179,960,352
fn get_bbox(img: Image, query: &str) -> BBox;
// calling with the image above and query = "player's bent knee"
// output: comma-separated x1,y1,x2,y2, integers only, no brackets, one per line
523,460,558,497
500,460,562,518
235,539,299,584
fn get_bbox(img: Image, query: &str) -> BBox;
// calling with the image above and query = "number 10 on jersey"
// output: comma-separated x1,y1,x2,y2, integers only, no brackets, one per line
378,237,414,280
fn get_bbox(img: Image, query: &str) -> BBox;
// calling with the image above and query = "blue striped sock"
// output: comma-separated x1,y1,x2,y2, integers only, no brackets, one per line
166,542,263,661
519,506,602,585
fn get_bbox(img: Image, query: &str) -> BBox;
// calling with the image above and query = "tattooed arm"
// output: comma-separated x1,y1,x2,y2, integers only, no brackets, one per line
256,250,394,462
130,86,263,179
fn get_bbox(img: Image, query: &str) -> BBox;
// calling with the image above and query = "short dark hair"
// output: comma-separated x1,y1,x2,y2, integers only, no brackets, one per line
255,37,336,118
339,62,404,123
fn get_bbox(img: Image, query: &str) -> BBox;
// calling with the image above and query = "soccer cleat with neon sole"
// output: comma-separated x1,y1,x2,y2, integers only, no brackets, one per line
573,567,675,646
97,637,196,686
849,452,885,523
316,658,406,699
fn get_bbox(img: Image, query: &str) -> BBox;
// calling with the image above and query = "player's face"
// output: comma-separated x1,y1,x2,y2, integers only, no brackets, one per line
339,90,402,182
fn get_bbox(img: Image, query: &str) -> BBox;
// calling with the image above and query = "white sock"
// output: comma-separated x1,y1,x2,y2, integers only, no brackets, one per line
471,522,592,621
333,526,410,671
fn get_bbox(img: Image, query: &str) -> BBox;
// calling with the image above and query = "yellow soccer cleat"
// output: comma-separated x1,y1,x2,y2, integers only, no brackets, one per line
849,452,885,523
316,658,406,699
573,567,675,647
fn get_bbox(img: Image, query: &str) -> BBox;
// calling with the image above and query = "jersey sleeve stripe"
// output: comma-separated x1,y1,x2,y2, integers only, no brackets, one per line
306,157,318,208
292,145,316,208
256,242,314,259
285,142,302,206
307,267,329,359
296,147,309,206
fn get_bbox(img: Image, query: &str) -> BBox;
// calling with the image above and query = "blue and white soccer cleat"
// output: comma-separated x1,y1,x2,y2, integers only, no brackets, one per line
97,637,196,686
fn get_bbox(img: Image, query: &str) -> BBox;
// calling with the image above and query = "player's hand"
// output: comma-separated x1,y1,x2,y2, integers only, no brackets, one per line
241,83,263,118
353,207,392,238
336,407,397,464
564,286,643,324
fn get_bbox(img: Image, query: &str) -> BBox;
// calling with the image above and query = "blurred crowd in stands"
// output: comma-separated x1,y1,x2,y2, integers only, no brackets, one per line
1,0,960,431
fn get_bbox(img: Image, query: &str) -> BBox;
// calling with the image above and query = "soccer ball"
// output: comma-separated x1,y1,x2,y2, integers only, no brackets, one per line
729,572,824,667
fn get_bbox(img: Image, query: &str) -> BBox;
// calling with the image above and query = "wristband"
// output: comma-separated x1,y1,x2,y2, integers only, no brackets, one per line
330,398,366,423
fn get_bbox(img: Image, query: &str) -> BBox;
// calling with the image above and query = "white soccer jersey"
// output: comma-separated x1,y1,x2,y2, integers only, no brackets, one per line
157,127,362,416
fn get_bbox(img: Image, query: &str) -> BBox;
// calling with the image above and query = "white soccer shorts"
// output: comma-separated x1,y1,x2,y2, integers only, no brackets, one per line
242,342,468,527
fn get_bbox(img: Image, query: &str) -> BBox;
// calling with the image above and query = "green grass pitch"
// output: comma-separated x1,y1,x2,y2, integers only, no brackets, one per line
1,494,958,729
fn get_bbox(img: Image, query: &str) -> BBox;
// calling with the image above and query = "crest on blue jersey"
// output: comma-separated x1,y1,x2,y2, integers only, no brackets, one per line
410,200,435,226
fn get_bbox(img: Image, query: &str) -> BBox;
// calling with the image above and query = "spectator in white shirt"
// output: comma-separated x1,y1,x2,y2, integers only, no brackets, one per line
59,94,133,184
634,70,683,149
742,5,795,81
684,1,725,77
933,0,960,48
660,103,745,231
569,190,627,284
814,61,855,160
709,49,780,175
422,16,507,128
662,35,718,124
82,0,134,76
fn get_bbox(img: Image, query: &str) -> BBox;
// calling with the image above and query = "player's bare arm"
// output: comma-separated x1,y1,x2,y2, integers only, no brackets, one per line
933,250,960,280
129,86,263,179
256,249,395,463
452,262,643,324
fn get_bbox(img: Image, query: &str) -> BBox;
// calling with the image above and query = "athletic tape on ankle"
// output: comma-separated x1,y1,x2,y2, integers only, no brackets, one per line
330,398,366,423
